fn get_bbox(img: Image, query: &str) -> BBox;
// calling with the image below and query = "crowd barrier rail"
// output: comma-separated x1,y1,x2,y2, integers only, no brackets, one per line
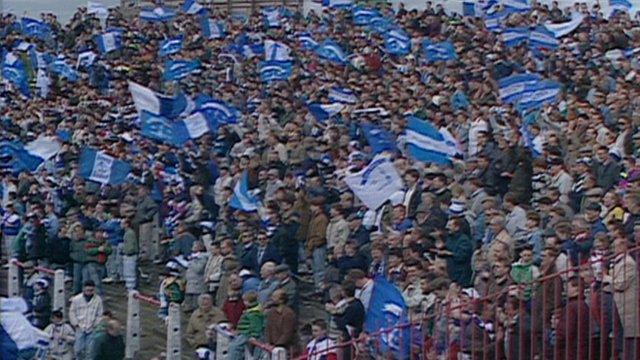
214,323,287,360
7,260,65,314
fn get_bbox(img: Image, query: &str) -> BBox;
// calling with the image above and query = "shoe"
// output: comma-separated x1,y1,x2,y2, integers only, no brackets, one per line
102,277,115,284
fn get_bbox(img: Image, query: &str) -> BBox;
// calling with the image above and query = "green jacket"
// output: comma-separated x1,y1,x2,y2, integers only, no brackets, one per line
122,228,138,256
93,332,125,360
162,278,185,304
85,236,112,264
510,262,537,300
236,303,265,339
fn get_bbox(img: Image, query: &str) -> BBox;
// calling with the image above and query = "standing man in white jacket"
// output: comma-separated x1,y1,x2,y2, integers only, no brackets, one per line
68,280,103,360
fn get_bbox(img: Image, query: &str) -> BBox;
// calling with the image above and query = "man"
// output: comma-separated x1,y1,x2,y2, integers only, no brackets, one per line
548,157,573,204
69,280,103,360
256,230,282,267
274,263,298,312
306,197,328,294
554,277,590,360
121,218,138,290
503,193,527,238
133,186,158,262
237,230,258,273
485,215,514,263
186,294,227,348
595,149,622,192
1,201,20,262
44,310,75,360
265,289,298,351
92,320,125,360
83,228,112,296
257,261,280,306
403,168,422,218
335,280,364,359
347,269,373,311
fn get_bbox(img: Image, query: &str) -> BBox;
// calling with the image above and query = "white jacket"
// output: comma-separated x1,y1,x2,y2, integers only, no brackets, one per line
68,293,103,332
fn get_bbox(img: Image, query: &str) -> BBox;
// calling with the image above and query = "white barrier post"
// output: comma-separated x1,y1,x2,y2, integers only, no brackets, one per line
215,323,231,360
166,303,181,360
125,291,141,359
8,261,19,297
52,269,65,314
271,347,287,360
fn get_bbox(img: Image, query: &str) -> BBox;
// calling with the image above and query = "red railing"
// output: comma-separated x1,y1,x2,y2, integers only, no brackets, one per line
11,259,56,275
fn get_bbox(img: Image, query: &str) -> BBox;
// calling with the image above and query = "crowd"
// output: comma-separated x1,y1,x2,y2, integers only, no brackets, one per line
3,0,640,359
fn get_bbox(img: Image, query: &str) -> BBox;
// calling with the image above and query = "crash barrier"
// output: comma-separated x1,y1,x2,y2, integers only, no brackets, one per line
125,291,182,360
214,323,287,360
248,246,640,360
7,260,66,314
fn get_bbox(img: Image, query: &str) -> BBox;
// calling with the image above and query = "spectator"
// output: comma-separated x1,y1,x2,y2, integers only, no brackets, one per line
184,241,209,312
265,289,299,352
69,280,103,360
83,227,112,296
44,310,75,360
186,294,227,348
121,217,138,290
274,263,298,312
31,278,52,329
302,319,337,360
257,261,279,306
228,291,265,360
92,319,125,360
306,197,329,294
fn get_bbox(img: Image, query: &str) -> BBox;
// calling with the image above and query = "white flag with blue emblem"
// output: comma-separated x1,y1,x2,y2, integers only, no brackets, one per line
265,40,292,61
95,31,122,53
78,148,132,185
344,154,404,210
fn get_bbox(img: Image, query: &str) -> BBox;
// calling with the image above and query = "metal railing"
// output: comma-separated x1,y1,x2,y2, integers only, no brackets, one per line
214,323,287,360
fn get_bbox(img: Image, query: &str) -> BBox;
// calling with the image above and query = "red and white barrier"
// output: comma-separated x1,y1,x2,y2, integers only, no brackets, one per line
7,260,66,314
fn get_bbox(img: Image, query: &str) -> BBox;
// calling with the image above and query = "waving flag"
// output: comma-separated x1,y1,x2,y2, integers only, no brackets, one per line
0,142,45,173
515,80,561,112
328,87,358,104
344,155,403,210
403,116,461,165
229,171,260,212
195,95,240,125
308,103,345,121
364,277,411,359
87,1,109,17
322,0,353,8
29,48,52,70
528,26,559,50
502,0,531,13
77,51,97,68
201,18,226,39
544,12,584,38
484,13,503,32
1,51,30,97
259,60,292,83
362,123,396,154
610,0,632,13
182,0,205,14
262,7,283,28
500,27,529,48
265,40,292,61
297,32,317,50
422,40,458,62
95,31,122,54
316,40,348,65
384,29,412,56
49,58,79,82
79,148,132,185
128,81,189,118
352,7,382,26
20,18,52,40
1,298,50,359
14,42,33,52
140,111,211,147
140,7,176,22
159,37,183,57
163,59,200,81
498,73,542,103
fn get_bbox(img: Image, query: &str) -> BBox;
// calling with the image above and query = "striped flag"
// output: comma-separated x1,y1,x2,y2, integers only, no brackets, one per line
78,148,132,185
403,116,461,165
229,171,261,212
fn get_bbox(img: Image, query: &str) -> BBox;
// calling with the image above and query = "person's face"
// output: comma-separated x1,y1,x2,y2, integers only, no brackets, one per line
311,325,326,339
489,219,502,233
493,263,509,277
83,285,95,297
520,250,533,264
393,206,405,219
257,234,268,246
200,296,212,310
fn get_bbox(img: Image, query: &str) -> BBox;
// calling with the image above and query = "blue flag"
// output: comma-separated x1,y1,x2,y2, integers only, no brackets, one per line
201,18,226,39
308,103,345,121
49,58,79,82
498,73,542,103
195,95,240,125
1,51,30,97
362,123,396,154
422,40,458,62
262,7,283,28
159,36,183,57
515,80,561,113
182,0,205,14
322,0,353,8
140,111,212,147
140,7,176,22
297,32,318,50
0,142,44,173
364,277,411,359
259,60,292,83
163,59,200,81
95,31,122,54
128,81,190,119
316,40,348,65
229,171,260,211
352,7,382,26
384,29,412,56
404,116,460,165
20,18,52,40
500,27,529,48
78,148,132,185
328,86,358,104
529,26,559,50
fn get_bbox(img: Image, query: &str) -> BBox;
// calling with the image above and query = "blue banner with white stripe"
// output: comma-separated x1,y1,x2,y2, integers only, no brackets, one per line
140,7,176,22
95,31,122,54
201,18,226,39
328,86,358,104
316,39,348,65
163,59,200,81
498,73,542,103
308,103,345,121
297,32,318,50
259,60,292,83
49,58,79,82
20,18,52,40
159,36,183,57
384,28,412,56
182,0,205,14
362,123,397,154
422,40,458,62
128,81,190,119
194,94,240,125
404,116,460,165
78,148,132,185
229,171,260,212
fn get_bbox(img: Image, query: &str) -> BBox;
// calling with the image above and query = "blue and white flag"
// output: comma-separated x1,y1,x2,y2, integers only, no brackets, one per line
515,80,561,112
367,17,395,33
163,59,200,81
229,171,260,212
352,7,382,26
128,81,189,118
159,36,183,57
95,31,122,54
78,148,132,185
0,142,46,173
605,47,640,60
344,155,404,210
242,43,264,58
528,26,559,50
35,68,51,98
201,18,226,39
498,72,542,103
49,58,79,82
500,27,529,48
140,111,211,147
1,298,50,359
29,48,51,70
308,103,345,121
20,18,52,40
77,51,97,68
262,7,283,28
502,0,531,13
328,86,358,104
259,60,292,83
484,13,503,32
87,1,109,17
14,42,33,52
610,0,632,13
404,116,461,165
140,7,176,22
1,51,30,97
182,0,205,14
364,277,411,358
544,12,584,38
322,0,353,8
384,29,411,56
362,123,396,155
265,40,292,61
422,40,458,62
195,95,240,125
316,40,348,65
297,32,317,50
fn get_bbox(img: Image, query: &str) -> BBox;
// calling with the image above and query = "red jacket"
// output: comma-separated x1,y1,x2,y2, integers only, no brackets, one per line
555,296,591,360
222,298,245,328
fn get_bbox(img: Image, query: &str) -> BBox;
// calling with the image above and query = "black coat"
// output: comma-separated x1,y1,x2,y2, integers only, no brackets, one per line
335,298,365,340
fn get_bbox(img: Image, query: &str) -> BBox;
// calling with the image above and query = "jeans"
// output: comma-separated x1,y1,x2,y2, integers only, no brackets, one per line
122,254,138,290
2,234,15,261
105,243,123,280
74,330,94,360
82,262,105,295
312,246,326,291
73,262,84,295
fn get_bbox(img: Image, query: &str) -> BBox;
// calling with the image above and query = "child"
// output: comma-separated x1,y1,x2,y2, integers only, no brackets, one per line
509,244,540,300
303,319,337,360
228,291,265,360
158,263,186,320
44,310,75,360
589,233,610,282
31,278,52,329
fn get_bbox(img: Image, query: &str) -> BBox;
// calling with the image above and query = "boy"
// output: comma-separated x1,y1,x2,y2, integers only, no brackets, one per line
303,319,337,360
227,291,265,360
44,310,75,360
509,244,540,300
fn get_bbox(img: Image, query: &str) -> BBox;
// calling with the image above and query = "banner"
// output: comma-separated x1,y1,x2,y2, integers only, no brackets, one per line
344,155,404,210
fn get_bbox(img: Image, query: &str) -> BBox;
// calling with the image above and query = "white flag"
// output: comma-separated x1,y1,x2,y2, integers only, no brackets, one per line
344,155,404,210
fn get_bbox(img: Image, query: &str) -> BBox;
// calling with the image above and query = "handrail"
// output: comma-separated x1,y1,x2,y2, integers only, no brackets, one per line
133,291,162,307
11,259,56,275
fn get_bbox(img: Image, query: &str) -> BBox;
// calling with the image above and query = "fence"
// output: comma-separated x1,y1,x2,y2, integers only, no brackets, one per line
7,260,66,314
248,246,640,360
214,323,287,359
